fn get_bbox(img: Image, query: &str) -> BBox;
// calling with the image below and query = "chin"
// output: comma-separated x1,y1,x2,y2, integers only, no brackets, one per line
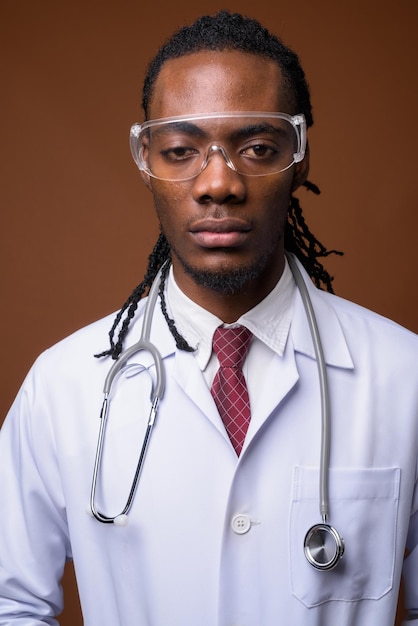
182,256,271,295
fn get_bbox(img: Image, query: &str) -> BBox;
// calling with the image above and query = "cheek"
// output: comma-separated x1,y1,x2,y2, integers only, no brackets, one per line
253,178,292,219
252,184,292,246
150,181,190,235
150,180,188,206
252,169,294,199
151,179,180,222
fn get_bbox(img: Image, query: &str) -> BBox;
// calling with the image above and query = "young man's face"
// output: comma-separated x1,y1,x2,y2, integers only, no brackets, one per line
142,50,308,307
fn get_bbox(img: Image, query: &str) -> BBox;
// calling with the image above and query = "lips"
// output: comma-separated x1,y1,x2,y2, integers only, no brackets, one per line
189,217,251,248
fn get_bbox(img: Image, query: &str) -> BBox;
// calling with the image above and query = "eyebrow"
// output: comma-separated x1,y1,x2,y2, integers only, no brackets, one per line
231,123,287,140
148,120,287,141
149,121,207,138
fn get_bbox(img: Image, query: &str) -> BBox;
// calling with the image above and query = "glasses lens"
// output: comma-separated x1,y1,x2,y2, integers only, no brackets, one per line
137,114,301,181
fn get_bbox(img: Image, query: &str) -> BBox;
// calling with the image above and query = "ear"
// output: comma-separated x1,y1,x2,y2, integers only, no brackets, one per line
291,142,310,192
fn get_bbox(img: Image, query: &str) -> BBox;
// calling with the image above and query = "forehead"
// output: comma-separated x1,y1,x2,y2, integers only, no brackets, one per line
148,50,294,120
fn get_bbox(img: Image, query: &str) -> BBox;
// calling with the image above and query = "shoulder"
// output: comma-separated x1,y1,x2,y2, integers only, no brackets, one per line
323,289,416,337
318,288,418,363
289,255,417,364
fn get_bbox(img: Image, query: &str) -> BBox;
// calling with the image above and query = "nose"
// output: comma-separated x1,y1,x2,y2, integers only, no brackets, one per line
205,145,237,171
192,145,246,205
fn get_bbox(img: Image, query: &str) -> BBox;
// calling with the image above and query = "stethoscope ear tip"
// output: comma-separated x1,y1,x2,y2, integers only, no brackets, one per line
114,514,129,527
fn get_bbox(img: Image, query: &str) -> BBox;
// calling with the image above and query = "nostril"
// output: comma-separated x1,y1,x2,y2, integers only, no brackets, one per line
198,192,242,206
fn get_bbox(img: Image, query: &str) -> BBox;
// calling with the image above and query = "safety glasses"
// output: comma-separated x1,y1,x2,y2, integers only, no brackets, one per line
130,111,306,181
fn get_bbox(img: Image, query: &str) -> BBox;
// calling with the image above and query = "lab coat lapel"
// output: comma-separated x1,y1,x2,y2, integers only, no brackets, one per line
245,260,354,450
145,299,227,438
173,348,228,437
245,342,300,444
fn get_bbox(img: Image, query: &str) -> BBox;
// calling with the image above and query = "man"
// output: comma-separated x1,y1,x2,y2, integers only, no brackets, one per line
0,11,417,625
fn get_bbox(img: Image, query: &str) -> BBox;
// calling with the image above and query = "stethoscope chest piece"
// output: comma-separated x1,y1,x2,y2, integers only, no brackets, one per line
304,523,344,570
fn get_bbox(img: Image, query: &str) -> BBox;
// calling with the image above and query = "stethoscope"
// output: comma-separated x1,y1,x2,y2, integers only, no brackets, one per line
89,254,345,571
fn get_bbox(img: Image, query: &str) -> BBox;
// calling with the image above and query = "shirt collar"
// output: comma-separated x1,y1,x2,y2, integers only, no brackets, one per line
166,259,296,371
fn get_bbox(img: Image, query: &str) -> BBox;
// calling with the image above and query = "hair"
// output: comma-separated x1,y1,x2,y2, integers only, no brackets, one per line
142,11,313,126
96,10,343,360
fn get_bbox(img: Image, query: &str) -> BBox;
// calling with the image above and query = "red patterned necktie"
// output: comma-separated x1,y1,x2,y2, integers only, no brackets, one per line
211,326,252,456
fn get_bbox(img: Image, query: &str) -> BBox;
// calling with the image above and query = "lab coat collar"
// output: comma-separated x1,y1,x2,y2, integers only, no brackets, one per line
128,256,354,371
290,257,354,369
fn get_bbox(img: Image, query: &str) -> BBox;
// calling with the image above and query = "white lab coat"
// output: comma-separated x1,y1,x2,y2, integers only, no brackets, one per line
0,259,417,625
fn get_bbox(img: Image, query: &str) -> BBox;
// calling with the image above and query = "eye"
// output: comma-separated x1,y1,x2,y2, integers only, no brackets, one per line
160,145,200,162
241,142,279,160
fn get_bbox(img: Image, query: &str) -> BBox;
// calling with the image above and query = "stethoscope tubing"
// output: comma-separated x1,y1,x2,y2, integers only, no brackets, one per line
89,254,344,569
89,263,167,524
286,253,330,523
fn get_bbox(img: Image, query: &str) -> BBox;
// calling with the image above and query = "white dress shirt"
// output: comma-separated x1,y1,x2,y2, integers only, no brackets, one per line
166,258,296,414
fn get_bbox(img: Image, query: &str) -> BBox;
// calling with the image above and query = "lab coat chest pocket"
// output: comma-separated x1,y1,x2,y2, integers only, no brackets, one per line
289,466,400,607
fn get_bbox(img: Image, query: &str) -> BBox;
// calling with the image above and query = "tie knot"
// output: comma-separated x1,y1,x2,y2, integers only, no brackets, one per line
212,326,252,369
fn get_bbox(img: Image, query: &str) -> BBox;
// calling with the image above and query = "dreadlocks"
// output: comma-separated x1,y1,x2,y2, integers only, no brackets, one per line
285,183,343,293
96,11,343,360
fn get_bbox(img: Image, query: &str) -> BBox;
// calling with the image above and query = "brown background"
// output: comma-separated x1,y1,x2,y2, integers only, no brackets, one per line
1,0,417,624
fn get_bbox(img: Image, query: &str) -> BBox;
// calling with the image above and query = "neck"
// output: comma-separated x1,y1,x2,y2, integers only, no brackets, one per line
171,256,285,323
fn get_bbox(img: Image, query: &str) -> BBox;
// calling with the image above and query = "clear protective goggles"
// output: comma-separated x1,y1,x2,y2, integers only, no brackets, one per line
130,111,306,181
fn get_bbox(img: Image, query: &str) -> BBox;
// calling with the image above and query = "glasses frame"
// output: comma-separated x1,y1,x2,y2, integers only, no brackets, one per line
130,111,307,181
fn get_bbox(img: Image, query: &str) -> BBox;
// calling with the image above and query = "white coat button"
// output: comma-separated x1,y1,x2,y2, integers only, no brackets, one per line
231,514,251,534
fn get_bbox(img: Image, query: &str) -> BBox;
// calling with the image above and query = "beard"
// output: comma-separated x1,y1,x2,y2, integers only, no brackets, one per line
170,246,276,295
